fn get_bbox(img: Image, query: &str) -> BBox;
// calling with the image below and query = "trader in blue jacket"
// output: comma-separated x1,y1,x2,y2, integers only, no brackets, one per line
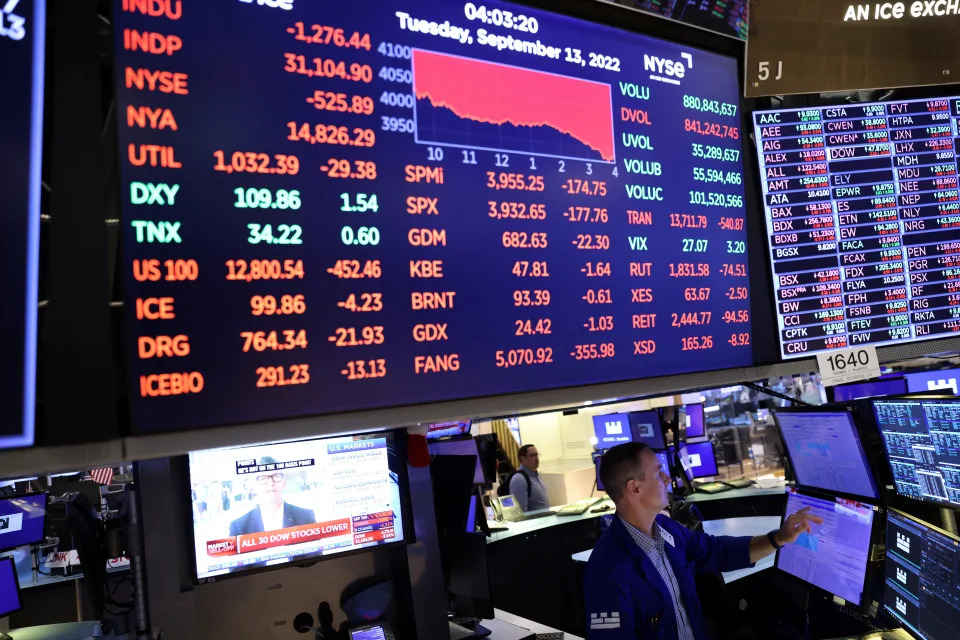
584,442,822,639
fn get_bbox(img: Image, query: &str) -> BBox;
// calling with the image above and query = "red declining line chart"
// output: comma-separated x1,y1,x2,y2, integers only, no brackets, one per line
412,49,616,163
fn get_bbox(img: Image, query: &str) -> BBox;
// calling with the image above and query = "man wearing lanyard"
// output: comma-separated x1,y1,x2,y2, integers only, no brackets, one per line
584,442,822,639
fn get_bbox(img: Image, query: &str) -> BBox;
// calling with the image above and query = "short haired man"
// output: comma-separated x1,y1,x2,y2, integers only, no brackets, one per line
584,442,822,639
228,457,315,536
509,444,550,511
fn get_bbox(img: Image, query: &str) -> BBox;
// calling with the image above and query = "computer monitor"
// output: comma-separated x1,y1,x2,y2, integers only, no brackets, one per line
593,413,632,450
774,410,879,499
428,438,485,485
425,419,472,441
350,625,389,640
187,430,410,583
683,404,706,442
872,397,960,508
775,488,875,605
0,493,47,552
904,369,960,395
0,557,21,617
832,376,908,402
629,410,666,450
682,441,718,479
884,509,960,639
473,433,499,485
445,532,494,620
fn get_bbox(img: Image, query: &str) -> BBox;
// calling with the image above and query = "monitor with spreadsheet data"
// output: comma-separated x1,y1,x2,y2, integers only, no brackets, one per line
884,509,960,639
872,398,960,509
774,410,878,499
775,488,875,605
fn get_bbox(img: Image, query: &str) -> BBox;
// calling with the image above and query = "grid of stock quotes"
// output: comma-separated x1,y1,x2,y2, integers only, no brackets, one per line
873,399,960,508
754,98,960,359
114,0,751,432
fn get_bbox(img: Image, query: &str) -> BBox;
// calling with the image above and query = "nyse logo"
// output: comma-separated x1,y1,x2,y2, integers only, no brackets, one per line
896,567,907,584
605,420,624,435
896,597,908,615
897,532,911,553
927,378,958,393
643,52,693,85
0,516,8,531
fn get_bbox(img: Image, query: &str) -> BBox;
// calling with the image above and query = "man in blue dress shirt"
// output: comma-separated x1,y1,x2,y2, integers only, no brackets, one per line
584,442,822,639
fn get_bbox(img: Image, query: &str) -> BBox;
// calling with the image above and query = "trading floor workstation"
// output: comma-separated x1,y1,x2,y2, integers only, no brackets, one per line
6,0,960,638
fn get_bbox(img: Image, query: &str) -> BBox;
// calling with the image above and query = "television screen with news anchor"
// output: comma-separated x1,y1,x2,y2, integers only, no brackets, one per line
187,430,410,582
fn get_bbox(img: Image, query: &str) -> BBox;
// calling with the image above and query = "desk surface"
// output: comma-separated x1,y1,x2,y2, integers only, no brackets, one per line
486,499,614,543
488,609,584,640
685,485,785,503
571,516,781,584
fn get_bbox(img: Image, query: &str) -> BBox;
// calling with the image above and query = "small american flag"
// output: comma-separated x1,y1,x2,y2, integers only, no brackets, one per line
89,467,114,486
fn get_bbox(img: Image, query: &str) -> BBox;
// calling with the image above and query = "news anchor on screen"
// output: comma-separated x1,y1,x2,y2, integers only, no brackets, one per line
584,443,822,639
229,458,315,536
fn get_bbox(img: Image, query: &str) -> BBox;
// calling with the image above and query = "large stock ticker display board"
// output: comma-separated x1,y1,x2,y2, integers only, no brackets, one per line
754,99,960,359
114,0,751,432
1,0,43,449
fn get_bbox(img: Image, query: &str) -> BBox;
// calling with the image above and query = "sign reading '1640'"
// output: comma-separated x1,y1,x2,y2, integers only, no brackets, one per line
746,0,960,97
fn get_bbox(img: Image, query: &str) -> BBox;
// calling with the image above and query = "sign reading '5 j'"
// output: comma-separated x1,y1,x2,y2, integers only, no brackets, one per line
746,0,960,96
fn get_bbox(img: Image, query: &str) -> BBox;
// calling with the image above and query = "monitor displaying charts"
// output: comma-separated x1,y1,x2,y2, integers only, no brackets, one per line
114,0,752,434
774,410,878,499
775,488,875,605
872,398,960,508
884,509,960,639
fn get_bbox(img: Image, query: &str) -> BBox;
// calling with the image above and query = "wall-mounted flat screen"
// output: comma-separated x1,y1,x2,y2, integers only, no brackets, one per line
113,0,752,433
187,431,409,583
904,369,960,395
754,98,960,359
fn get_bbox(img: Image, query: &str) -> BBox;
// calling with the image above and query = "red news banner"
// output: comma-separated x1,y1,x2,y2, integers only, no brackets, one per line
206,512,396,557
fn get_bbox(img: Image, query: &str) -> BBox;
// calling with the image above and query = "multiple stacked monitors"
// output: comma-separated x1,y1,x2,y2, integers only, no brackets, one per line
187,431,409,582
593,411,665,451
884,509,960,639
0,0,44,449
776,488,875,605
872,398,960,508
753,98,960,359
774,411,878,499
113,0,753,433
0,494,47,552
0,557,21,617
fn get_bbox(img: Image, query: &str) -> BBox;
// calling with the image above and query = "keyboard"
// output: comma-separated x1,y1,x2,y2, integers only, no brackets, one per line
723,478,755,489
556,498,602,516
517,510,555,521
696,482,732,494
